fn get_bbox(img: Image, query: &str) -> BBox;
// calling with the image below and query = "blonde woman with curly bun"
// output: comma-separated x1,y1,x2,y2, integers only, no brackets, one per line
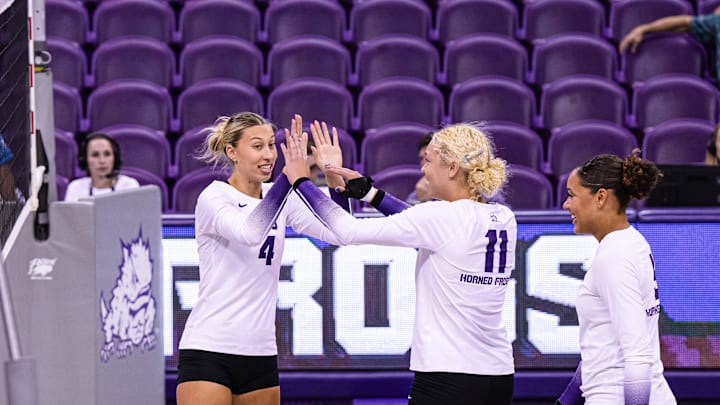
556,152,676,405
282,122,517,404
176,112,348,405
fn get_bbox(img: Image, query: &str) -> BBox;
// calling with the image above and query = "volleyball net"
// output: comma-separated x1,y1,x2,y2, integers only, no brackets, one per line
0,0,31,248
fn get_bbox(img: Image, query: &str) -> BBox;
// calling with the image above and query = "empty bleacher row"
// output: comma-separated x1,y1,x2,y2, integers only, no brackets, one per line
47,0,720,212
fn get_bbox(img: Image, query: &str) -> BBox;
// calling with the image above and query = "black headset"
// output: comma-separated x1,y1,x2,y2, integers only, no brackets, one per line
78,132,122,175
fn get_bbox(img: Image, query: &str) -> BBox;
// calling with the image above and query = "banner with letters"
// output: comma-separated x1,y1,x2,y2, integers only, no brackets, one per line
163,220,720,370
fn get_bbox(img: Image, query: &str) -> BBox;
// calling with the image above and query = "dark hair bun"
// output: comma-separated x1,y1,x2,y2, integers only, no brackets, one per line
621,151,661,200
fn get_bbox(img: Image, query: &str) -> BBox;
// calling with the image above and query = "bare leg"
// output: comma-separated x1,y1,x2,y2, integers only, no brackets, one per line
233,386,280,405
177,380,233,405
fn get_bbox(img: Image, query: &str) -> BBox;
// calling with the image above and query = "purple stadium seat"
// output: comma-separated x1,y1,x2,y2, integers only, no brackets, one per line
120,167,169,212
172,167,228,213
630,73,720,129
504,165,553,210
350,0,432,42
175,79,264,133
539,75,628,130
178,0,260,43
642,118,714,164
607,0,693,41
174,127,212,179
355,34,439,88
520,0,606,41
547,119,638,177
271,125,357,181
264,0,346,44
45,0,88,44
54,128,77,179
53,81,82,133
47,36,87,88
92,0,175,43
56,174,69,201
267,35,350,88
699,0,720,15
356,77,445,131
86,79,173,132
268,78,354,130
556,171,570,208
100,125,171,179
435,0,519,42
373,165,422,197
449,76,536,127
443,33,528,86
483,122,544,171
618,33,707,85
180,36,263,88
529,33,618,86
92,36,176,88
361,123,433,176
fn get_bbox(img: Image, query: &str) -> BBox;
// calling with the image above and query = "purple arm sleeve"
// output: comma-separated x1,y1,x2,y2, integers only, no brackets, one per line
623,363,652,405
624,380,651,405
371,190,411,216
330,187,350,213
556,363,584,405
244,174,292,240
294,179,348,232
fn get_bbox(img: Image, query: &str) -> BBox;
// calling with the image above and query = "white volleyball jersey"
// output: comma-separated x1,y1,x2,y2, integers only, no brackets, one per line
64,175,140,201
178,180,341,356
301,197,517,375
577,226,675,404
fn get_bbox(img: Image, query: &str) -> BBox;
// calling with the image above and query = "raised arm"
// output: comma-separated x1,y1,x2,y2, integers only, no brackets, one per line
324,165,411,216
283,129,469,255
208,174,292,246
618,15,693,54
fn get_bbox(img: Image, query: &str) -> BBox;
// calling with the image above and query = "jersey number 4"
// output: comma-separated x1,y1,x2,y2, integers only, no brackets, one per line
485,229,508,273
259,236,275,265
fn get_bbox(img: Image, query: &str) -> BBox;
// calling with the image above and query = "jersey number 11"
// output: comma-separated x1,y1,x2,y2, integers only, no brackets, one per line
485,229,508,273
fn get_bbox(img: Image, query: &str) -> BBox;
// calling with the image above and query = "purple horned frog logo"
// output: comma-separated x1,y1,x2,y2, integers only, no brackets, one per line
99,229,157,362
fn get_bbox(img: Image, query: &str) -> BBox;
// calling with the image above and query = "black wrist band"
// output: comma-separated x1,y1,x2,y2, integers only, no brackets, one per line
341,176,374,199
293,177,311,190
369,189,385,208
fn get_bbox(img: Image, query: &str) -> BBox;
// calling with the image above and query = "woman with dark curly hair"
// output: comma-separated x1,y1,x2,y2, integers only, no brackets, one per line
556,151,676,405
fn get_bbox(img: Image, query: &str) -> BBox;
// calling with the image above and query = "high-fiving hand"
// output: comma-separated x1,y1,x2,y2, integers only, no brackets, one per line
309,120,344,189
281,114,311,184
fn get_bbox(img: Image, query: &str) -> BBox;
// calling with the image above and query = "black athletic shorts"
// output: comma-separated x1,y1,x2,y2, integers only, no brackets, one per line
177,349,279,395
408,371,514,405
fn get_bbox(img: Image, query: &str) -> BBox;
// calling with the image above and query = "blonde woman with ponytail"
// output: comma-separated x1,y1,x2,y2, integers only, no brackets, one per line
282,122,517,404
176,112,348,405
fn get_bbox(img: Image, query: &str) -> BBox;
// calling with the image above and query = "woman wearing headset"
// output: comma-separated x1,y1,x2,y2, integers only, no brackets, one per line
64,132,139,201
